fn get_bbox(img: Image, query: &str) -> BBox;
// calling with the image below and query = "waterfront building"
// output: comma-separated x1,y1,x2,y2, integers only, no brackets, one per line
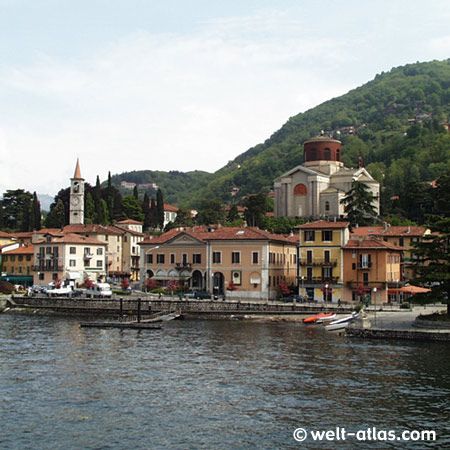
297,221,350,303
1,243,34,286
113,219,145,281
273,136,380,219
32,230,107,285
163,204,179,228
343,238,404,305
349,225,429,282
139,226,298,300
63,224,124,281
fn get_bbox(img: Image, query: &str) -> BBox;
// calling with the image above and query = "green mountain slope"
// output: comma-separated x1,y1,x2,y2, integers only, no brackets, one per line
113,59,450,210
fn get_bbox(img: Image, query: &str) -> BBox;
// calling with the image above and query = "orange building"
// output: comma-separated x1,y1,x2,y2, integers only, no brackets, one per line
139,226,298,300
1,243,34,286
343,238,404,304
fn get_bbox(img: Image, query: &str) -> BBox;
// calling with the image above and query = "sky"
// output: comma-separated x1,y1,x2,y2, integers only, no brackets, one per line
0,0,449,198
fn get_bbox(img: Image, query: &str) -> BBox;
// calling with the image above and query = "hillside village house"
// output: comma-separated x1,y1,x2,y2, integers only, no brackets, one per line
274,136,380,219
32,229,107,286
139,226,298,300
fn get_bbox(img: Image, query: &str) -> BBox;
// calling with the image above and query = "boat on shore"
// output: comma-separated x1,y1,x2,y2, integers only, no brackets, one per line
325,312,359,331
302,312,336,324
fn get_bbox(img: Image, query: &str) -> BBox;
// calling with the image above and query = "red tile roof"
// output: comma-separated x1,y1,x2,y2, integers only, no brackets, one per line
35,233,106,245
1,243,34,254
344,238,405,251
139,226,297,245
116,219,143,225
350,226,427,237
63,224,123,235
297,220,350,229
164,204,179,212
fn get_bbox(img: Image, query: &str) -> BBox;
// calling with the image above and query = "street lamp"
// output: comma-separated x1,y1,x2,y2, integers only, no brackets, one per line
373,287,377,325
325,283,329,304
396,279,399,304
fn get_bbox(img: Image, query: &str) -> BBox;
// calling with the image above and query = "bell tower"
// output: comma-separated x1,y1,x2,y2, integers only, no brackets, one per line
69,159,85,225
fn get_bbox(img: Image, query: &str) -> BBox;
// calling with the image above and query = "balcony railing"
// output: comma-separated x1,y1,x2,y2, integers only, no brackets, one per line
32,265,64,272
299,259,338,267
83,253,94,259
303,277,339,285
175,262,192,270
356,262,372,270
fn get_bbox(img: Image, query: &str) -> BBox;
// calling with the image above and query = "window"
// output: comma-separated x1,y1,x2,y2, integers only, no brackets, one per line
70,247,76,254
193,254,201,264
307,267,313,279
307,250,313,264
97,248,103,255
182,254,188,265
232,252,240,264
97,260,103,268
213,252,221,264
84,247,91,256
322,230,332,241
304,230,315,242
84,259,90,267
325,201,330,212
69,260,76,267
156,254,165,264
18,255,23,262
170,254,175,264
360,254,371,269
322,267,333,279
11,255,15,262
324,250,330,263
399,238,404,247
124,235,128,243
252,251,259,264
147,254,153,264
363,272,369,285
46,247,52,254
39,273,44,280
26,255,31,262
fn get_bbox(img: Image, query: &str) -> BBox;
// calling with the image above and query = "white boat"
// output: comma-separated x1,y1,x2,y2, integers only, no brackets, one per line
325,312,359,331
316,313,337,323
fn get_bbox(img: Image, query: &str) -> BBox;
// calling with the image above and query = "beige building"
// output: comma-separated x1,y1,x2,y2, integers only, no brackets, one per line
139,226,298,300
32,230,107,285
114,219,145,281
274,136,380,220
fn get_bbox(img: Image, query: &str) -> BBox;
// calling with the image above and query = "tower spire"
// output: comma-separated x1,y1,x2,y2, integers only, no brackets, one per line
73,158,82,179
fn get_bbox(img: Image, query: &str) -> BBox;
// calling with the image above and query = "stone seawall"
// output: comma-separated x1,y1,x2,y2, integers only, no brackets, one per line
346,327,450,342
9,295,353,317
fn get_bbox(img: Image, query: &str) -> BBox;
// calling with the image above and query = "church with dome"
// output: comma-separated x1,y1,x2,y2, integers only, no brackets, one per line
273,136,380,219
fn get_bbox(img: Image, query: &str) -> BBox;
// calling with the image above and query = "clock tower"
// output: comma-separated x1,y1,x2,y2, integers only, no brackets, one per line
69,159,85,225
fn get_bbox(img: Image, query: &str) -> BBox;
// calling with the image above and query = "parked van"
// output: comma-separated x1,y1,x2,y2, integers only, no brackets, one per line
86,283,112,298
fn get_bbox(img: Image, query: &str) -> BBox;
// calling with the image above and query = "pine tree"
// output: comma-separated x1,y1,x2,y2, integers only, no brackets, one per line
107,171,115,222
156,189,165,229
30,192,41,230
133,185,139,200
340,181,377,227
45,199,66,228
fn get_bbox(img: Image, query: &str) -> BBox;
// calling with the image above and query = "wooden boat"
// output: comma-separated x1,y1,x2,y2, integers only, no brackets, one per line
302,312,336,324
325,312,359,331
80,321,162,330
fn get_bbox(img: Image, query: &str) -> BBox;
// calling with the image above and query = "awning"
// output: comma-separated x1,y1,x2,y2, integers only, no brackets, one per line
66,272,82,280
400,285,431,294
0,276,33,284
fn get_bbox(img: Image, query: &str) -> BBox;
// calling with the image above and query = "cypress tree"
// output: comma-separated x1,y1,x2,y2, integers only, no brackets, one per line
156,189,165,229
30,192,42,230
94,175,104,224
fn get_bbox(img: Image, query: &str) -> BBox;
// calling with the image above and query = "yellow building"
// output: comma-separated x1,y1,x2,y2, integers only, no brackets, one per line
297,221,350,303
1,243,34,286
139,226,298,300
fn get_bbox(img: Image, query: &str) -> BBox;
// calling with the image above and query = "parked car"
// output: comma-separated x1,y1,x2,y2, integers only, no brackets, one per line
86,283,112,298
280,294,308,303
186,290,218,300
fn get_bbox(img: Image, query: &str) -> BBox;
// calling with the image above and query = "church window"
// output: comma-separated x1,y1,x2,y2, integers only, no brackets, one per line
325,201,330,212
310,148,317,160
294,184,307,195
324,148,331,160
336,149,341,161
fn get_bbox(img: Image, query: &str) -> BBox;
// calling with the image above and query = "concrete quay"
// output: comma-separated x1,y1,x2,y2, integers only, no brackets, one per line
347,305,450,342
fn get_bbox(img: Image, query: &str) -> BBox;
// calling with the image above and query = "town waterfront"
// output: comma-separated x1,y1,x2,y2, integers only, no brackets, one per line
1,313,449,449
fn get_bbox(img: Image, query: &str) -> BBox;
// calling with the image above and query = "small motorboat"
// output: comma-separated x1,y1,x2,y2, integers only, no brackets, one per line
325,312,359,331
302,312,336,324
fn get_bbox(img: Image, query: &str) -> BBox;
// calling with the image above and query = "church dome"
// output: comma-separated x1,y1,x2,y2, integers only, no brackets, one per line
304,136,342,163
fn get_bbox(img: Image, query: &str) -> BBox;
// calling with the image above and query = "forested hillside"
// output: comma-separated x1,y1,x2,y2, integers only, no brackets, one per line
113,59,450,218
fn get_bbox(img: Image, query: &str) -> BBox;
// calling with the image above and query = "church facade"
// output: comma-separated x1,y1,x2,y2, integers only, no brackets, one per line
273,137,380,219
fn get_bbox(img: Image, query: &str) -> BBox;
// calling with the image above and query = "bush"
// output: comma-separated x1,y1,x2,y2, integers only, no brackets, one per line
112,289,131,296
0,281,15,294
400,302,411,309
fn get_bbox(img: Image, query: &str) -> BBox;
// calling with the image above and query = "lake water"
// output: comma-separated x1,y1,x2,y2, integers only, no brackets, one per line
1,313,449,449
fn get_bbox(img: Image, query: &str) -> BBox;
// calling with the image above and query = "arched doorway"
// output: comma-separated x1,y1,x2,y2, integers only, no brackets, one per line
191,270,203,289
213,272,224,295
146,269,154,278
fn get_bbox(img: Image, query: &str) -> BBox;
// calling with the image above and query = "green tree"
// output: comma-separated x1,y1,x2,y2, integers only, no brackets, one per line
45,199,66,228
227,205,240,222
340,181,378,227
133,185,139,200
94,176,105,224
245,193,267,228
2,189,33,231
0,200,4,229
434,168,450,217
150,197,158,228
84,192,96,224
122,195,144,222
196,199,225,225
142,192,152,230
107,171,115,221
412,215,450,315
156,189,165,229
30,191,42,230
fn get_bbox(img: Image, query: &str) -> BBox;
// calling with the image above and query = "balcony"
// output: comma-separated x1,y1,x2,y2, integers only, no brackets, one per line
356,262,372,270
175,262,192,270
299,259,338,267
303,277,339,285
32,265,64,272
83,253,94,259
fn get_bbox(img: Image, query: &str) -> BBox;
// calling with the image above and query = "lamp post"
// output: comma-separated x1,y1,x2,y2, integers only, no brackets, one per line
396,279,399,304
325,283,329,305
143,245,160,290
373,287,377,325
